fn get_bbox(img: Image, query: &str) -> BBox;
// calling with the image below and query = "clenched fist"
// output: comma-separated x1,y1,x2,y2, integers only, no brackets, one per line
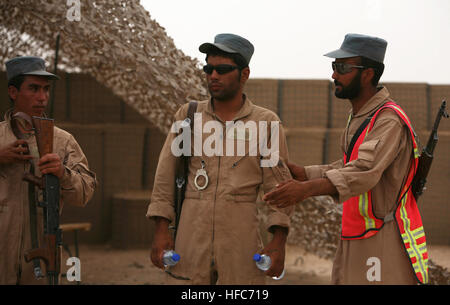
0,140,34,164
38,153,65,178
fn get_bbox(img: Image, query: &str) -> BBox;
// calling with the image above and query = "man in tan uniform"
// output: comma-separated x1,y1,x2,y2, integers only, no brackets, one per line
264,34,424,284
147,34,293,284
0,56,97,284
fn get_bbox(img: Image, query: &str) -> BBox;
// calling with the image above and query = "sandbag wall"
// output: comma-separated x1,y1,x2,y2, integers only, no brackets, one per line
1,72,449,245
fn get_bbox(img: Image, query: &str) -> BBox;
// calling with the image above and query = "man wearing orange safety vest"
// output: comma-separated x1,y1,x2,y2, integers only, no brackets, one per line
263,33,428,284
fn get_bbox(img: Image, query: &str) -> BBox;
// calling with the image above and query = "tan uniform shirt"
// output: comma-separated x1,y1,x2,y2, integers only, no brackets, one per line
0,110,97,284
305,87,417,284
147,98,294,284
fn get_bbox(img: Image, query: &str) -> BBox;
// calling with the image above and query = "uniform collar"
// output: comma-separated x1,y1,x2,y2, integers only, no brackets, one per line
352,86,391,118
205,94,254,121
4,109,14,133
4,108,13,124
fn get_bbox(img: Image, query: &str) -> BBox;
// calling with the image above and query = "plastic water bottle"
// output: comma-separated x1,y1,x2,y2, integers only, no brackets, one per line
163,250,180,267
253,253,285,280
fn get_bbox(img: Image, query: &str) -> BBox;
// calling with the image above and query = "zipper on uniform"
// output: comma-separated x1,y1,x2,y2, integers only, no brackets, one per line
211,119,225,271
211,155,220,269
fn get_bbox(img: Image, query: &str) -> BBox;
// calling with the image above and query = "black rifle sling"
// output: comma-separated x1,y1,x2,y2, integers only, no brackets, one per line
174,101,198,238
345,107,383,163
179,101,198,188
11,113,43,279
180,101,198,185
167,102,198,281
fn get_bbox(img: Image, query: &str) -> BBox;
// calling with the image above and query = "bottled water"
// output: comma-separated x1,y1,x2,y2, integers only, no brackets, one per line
163,250,180,267
253,253,285,280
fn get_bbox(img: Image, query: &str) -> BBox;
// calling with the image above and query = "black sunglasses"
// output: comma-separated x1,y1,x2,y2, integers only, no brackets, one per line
203,64,239,75
332,61,366,75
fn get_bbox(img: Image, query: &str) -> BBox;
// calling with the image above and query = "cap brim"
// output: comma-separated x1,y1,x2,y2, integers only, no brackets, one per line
199,42,238,55
23,70,60,80
323,48,359,59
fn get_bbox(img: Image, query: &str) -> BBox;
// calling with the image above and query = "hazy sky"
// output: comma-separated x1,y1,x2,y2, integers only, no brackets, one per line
141,0,450,84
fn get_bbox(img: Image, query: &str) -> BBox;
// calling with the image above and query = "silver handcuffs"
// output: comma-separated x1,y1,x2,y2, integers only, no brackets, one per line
194,160,209,191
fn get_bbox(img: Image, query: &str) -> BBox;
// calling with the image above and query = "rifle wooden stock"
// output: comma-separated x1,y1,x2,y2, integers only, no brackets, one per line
32,117,54,157
24,234,61,274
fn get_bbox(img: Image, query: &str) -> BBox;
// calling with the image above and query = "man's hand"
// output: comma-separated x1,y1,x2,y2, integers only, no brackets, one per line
261,226,287,278
0,140,34,164
287,162,307,181
38,153,65,178
150,217,174,269
263,179,310,208
264,178,338,208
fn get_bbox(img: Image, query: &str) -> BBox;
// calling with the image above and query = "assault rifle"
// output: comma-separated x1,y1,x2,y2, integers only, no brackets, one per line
411,100,449,199
23,117,62,285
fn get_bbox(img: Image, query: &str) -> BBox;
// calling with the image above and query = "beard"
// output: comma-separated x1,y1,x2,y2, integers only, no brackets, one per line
208,82,239,101
334,70,362,100
208,72,242,102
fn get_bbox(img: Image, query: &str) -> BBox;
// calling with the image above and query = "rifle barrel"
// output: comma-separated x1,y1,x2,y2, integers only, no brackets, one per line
425,100,448,155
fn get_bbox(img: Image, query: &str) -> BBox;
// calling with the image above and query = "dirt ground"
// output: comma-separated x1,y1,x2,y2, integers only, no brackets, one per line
59,243,450,285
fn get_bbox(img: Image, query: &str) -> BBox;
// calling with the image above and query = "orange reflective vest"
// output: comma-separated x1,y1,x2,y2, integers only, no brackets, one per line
341,101,429,284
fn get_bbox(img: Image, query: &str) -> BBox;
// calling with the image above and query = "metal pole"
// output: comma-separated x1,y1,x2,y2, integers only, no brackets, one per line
322,81,334,164
277,79,284,120
49,33,60,118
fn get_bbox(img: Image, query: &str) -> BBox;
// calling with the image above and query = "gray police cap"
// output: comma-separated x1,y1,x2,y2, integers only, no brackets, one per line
199,33,254,66
324,33,387,63
5,56,59,81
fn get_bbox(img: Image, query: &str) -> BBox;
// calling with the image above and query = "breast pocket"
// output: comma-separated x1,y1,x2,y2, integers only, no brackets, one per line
229,154,262,195
357,139,379,162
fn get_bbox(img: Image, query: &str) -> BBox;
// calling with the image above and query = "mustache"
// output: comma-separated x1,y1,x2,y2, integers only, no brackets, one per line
334,80,343,87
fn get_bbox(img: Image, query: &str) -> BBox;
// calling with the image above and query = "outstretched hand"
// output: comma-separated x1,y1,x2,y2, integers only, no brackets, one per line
263,179,311,208
264,177,338,208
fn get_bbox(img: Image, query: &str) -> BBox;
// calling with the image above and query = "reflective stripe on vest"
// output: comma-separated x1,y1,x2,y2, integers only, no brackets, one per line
341,101,429,284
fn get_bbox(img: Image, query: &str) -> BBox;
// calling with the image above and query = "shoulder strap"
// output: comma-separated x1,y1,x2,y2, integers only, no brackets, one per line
179,101,198,164
186,101,198,131
345,113,374,163
345,103,390,163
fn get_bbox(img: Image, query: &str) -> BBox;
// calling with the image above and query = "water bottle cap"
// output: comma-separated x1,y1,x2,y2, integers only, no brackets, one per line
172,253,180,262
253,254,261,262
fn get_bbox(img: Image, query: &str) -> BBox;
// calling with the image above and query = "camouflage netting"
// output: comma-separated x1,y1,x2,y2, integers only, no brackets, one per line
0,0,208,134
2,0,448,285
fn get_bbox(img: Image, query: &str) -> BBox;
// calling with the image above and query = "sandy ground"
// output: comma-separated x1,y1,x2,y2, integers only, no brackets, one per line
59,243,450,285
